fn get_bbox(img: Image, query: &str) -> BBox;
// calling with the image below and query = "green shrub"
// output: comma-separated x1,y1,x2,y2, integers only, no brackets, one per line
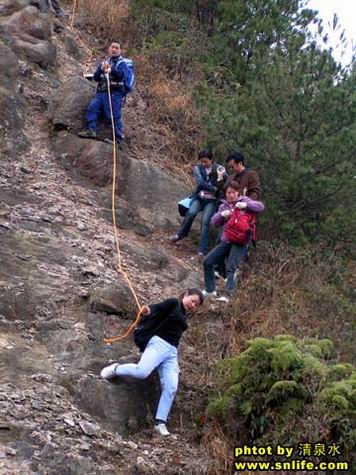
207,336,356,459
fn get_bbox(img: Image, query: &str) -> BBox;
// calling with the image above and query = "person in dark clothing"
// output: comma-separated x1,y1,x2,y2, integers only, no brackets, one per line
170,149,225,256
45,0,63,16
225,151,261,200
100,288,204,437
78,42,133,142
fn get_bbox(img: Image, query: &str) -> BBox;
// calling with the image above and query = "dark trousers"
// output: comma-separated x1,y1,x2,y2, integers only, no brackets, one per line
203,241,247,293
86,91,124,140
45,0,62,14
177,198,216,255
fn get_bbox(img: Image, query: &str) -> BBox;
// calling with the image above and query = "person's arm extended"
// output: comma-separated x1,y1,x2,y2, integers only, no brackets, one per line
193,165,217,193
238,196,265,214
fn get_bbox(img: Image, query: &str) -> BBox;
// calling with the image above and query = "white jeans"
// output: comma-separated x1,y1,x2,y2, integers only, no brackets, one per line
115,336,179,422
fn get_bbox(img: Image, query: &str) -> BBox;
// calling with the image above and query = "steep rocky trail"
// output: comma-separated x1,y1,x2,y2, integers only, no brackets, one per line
0,3,227,474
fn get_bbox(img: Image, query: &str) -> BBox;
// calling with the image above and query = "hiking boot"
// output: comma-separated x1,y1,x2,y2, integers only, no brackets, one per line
78,129,97,139
170,234,181,243
154,423,170,436
100,363,119,380
202,290,217,299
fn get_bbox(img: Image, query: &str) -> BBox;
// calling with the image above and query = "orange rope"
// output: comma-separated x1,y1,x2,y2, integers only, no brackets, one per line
103,76,144,343
70,0,77,30
69,1,144,345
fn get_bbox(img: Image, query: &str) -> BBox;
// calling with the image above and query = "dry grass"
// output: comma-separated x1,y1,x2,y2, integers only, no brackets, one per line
78,0,129,40
134,53,204,166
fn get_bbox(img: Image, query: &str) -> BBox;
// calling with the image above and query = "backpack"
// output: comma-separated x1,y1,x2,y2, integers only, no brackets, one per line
224,209,256,245
118,58,135,93
133,311,169,352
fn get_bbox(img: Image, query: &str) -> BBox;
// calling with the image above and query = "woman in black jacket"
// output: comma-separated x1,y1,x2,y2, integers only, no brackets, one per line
100,288,204,436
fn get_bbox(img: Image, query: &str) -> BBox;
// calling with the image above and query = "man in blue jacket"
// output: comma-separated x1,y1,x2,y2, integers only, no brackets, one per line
78,42,133,143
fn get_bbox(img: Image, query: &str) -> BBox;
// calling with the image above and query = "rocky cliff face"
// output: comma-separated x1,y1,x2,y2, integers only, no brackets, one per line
0,2,224,474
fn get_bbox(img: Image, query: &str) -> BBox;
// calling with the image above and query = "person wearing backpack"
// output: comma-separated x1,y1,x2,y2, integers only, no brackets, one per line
202,182,264,301
78,42,134,143
170,149,226,257
100,288,204,437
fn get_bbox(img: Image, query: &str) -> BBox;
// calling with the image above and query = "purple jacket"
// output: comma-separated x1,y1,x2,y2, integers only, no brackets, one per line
211,197,265,242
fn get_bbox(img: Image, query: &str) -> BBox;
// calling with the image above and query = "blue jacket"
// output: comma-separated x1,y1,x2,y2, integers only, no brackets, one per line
93,55,131,93
192,163,223,199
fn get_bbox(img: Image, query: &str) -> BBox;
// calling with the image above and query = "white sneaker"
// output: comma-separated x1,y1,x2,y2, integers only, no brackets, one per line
216,295,229,303
154,423,170,436
202,290,217,298
100,363,119,380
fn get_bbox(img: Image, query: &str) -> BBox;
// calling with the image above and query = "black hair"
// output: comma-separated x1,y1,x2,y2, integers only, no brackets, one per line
179,288,204,305
198,149,213,160
225,151,245,164
223,180,240,195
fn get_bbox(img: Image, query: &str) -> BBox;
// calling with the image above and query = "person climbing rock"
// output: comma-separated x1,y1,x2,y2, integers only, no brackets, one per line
202,182,264,301
225,151,261,200
170,149,226,257
78,42,134,143
100,288,204,437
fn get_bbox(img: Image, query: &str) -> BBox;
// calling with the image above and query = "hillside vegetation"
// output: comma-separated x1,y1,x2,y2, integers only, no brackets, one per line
73,0,356,471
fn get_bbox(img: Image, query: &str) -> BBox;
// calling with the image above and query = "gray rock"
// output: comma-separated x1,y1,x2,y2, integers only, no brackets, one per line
0,45,20,87
76,376,159,437
64,35,81,60
35,452,102,475
48,77,95,131
0,1,48,16
0,283,36,321
8,36,57,69
52,131,190,229
5,6,51,41
0,1,29,17
2,6,56,69
5,447,17,456
0,87,23,131
135,456,156,474
78,421,97,437
89,283,136,316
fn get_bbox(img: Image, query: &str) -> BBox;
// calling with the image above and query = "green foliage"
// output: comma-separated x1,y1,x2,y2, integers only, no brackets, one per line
317,374,356,414
130,0,355,244
329,364,354,381
267,341,303,373
304,338,334,360
207,336,355,455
